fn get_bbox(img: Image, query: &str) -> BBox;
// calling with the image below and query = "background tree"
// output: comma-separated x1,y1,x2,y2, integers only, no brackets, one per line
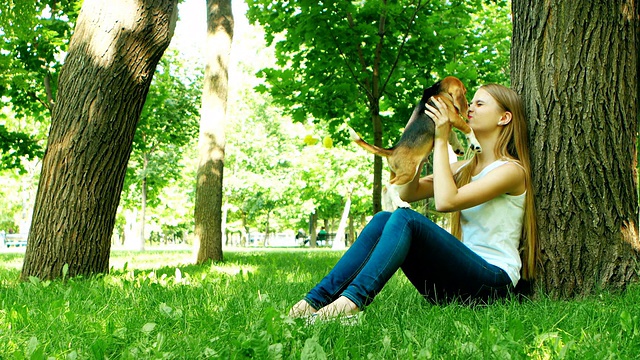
0,125,42,172
21,0,179,280
223,87,373,246
246,0,512,212
121,52,201,250
511,0,639,297
0,0,80,171
195,0,234,264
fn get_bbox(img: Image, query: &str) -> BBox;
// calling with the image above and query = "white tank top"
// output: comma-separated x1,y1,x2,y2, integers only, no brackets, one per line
460,160,525,286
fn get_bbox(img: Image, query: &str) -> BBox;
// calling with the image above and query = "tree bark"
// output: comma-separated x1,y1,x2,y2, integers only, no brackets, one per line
195,0,233,264
372,109,384,214
21,0,178,280
309,212,318,247
511,0,639,297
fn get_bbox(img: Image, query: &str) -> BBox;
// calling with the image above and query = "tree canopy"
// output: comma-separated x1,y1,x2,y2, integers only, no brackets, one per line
0,1,80,172
0,0,517,238
246,0,512,144
246,0,513,211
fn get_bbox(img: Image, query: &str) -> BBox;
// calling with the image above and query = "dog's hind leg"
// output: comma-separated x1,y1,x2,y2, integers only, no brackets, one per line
383,184,411,211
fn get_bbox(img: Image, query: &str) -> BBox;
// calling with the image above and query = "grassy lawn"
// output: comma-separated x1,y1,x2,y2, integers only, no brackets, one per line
1,248,639,359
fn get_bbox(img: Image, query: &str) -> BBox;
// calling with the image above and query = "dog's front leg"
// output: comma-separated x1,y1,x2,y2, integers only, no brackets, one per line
465,129,482,153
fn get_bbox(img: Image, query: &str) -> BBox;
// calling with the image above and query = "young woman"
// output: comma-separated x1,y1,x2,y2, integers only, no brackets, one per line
289,84,537,320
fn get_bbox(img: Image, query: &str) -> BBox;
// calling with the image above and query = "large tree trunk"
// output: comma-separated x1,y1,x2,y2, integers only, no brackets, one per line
511,0,639,297
21,0,178,281
195,0,233,264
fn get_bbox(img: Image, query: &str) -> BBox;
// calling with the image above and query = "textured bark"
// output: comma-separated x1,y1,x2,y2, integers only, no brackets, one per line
195,0,233,264
21,0,178,280
511,0,639,297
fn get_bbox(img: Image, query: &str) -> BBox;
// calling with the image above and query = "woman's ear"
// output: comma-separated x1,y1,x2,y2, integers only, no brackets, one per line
497,111,513,126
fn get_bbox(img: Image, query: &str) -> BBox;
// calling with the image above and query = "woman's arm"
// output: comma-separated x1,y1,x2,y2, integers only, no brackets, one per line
426,98,525,212
434,158,525,212
398,161,468,203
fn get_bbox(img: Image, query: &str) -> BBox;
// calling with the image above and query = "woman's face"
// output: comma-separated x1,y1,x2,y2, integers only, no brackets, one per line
467,88,506,133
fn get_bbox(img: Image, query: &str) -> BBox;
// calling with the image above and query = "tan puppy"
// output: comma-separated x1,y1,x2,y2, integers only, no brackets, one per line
350,76,481,210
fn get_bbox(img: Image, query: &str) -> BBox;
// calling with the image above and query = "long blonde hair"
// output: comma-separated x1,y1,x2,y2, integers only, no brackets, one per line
450,84,538,280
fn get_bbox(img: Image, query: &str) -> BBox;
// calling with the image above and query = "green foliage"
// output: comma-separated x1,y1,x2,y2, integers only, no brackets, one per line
0,124,43,172
1,250,639,358
0,0,80,118
121,51,201,209
221,22,376,234
0,0,81,170
0,0,518,239
223,88,375,233
246,0,512,145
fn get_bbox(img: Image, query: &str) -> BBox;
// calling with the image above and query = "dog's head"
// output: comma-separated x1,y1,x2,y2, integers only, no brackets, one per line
439,76,468,119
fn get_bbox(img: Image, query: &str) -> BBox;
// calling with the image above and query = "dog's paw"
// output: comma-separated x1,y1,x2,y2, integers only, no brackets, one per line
396,201,411,209
452,145,465,156
466,132,482,153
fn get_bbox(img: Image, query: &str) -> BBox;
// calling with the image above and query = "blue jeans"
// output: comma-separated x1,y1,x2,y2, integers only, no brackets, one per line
304,209,513,309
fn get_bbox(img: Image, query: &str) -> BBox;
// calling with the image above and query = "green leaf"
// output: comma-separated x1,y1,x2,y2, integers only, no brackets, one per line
141,322,157,333
301,337,327,360
62,263,69,280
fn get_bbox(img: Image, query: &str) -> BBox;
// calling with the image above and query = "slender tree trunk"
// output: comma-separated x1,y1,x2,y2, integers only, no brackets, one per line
372,108,384,214
309,212,318,247
139,153,148,251
511,0,639,297
263,211,270,246
348,215,355,246
241,214,249,247
222,202,229,246
333,191,352,250
195,0,233,264
20,0,178,281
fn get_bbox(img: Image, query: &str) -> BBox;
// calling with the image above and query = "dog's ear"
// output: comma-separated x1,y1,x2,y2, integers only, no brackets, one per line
448,80,468,118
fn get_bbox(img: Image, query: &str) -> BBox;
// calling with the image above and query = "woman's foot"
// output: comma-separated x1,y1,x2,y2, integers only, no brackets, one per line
315,296,359,320
288,299,317,318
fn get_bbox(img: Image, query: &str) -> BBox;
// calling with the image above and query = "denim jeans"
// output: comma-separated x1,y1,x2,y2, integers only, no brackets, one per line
304,208,513,310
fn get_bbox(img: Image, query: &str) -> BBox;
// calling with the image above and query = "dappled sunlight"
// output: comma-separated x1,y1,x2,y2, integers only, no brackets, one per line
0,252,24,270
283,270,314,283
621,220,639,251
3,250,640,357
209,263,257,278
109,250,194,271
81,0,141,67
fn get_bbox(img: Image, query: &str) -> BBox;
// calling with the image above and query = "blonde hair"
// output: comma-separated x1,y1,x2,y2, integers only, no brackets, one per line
450,84,538,280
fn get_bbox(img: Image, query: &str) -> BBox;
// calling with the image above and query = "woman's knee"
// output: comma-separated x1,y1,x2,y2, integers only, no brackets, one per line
389,208,426,224
371,211,393,223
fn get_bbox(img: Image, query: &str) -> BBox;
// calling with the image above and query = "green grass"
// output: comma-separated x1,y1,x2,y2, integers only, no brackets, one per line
1,249,639,359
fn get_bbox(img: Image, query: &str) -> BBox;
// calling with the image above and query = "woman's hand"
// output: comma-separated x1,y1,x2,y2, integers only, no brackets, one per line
424,97,453,140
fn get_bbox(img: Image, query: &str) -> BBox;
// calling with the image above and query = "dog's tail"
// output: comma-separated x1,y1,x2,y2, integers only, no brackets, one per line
349,128,393,157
